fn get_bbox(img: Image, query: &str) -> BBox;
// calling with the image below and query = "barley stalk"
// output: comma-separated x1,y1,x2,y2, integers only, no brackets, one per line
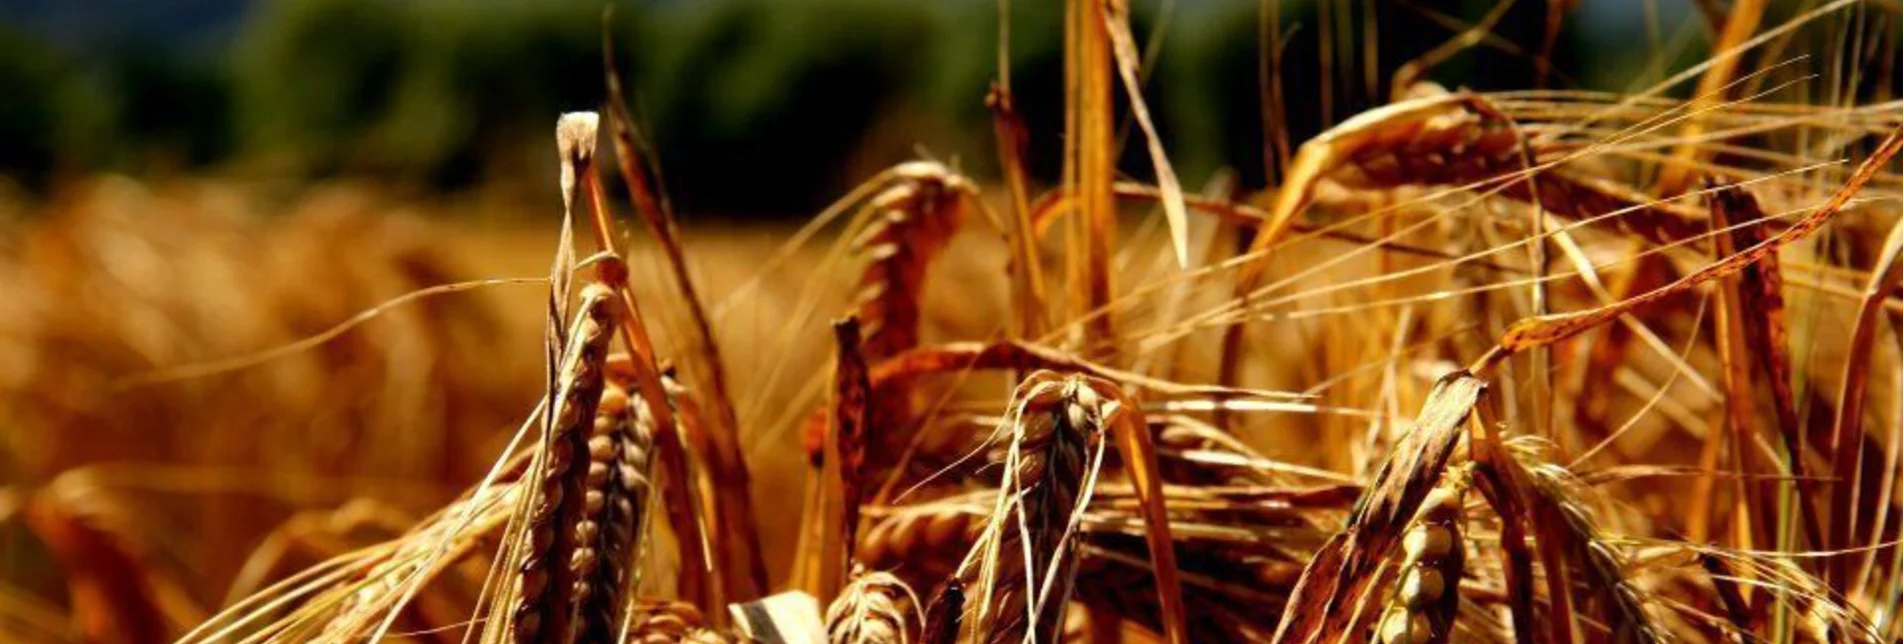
1271,373,1484,644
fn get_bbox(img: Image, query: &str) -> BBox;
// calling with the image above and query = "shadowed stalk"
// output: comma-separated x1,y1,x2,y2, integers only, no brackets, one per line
919,579,964,644
988,84,1050,345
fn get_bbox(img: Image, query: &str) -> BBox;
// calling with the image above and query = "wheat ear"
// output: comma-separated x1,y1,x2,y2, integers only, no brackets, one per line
512,284,617,644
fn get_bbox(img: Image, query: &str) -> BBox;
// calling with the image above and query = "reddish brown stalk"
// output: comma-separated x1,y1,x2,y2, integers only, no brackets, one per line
1697,189,1760,548
1268,373,1485,643
599,46,769,596
816,318,873,602
1703,182,1818,552
1101,0,1189,267
1487,124,1903,364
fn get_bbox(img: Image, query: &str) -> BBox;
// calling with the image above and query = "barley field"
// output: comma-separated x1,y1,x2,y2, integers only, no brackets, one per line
5,1,1903,643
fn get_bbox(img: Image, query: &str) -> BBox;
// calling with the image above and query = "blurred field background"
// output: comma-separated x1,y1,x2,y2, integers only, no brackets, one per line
0,0,1895,641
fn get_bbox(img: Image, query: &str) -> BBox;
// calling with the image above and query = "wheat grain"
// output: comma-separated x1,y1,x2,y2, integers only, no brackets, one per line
512,284,617,644
825,568,917,644
966,373,1099,644
1372,466,1470,644
570,381,656,644
851,165,971,361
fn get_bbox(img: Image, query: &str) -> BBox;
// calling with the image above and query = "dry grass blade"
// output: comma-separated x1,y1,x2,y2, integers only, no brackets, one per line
1270,373,1484,644
1492,123,1903,359
1100,0,1188,268
825,568,918,644
511,284,617,644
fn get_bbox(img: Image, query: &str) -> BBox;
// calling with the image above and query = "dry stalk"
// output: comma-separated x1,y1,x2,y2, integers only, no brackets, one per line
1064,0,1118,358
987,84,1050,341
512,284,617,644
603,53,769,599
825,568,918,644
558,111,716,613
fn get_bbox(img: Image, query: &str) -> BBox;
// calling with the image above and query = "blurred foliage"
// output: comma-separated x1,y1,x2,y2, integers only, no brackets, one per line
0,0,1642,213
